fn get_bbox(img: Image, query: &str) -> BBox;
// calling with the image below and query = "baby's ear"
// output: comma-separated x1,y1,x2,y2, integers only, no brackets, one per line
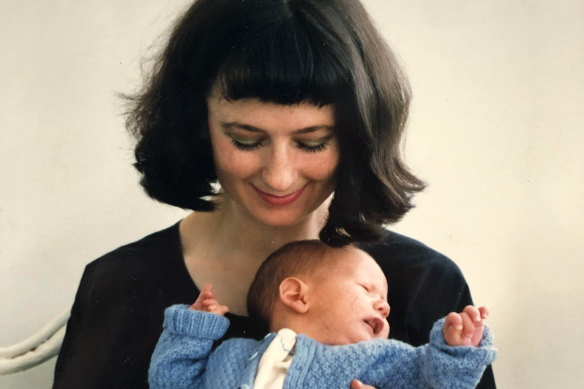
279,277,309,314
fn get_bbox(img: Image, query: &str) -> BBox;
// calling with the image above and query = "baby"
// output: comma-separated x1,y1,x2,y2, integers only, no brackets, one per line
149,240,497,388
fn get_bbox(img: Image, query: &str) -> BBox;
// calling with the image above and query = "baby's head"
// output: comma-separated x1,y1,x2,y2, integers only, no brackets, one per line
247,240,390,345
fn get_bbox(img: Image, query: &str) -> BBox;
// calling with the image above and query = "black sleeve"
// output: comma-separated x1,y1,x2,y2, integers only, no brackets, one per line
53,263,119,388
361,231,496,389
53,260,159,389
53,226,197,389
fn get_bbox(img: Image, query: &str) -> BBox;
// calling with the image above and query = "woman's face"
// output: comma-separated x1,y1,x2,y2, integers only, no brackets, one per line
207,94,339,227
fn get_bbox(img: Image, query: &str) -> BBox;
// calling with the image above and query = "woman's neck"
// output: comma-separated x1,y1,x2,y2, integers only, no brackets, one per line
179,194,330,315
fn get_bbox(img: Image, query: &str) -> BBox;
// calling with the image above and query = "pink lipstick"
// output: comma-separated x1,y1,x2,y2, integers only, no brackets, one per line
254,185,306,206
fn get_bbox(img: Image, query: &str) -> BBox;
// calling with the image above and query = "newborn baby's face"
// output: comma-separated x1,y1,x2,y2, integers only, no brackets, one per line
306,248,390,345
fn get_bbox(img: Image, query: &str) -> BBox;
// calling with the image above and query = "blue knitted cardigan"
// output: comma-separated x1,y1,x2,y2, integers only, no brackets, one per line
149,305,497,389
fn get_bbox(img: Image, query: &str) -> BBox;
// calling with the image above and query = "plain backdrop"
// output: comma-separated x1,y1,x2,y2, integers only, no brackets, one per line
1,1,583,387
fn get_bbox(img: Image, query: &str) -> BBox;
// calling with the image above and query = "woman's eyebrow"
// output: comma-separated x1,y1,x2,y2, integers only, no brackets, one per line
221,123,264,133
221,122,335,134
294,125,336,135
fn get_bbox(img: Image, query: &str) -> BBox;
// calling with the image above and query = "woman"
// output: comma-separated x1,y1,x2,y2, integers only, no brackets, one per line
54,0,495,388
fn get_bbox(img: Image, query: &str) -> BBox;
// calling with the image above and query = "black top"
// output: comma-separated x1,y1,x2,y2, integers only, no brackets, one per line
53,222,495,388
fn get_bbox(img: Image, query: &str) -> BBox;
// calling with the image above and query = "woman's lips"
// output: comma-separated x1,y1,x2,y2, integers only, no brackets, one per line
254,185,306,206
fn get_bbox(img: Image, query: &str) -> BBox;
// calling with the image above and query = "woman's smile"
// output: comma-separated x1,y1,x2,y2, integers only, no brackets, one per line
253,184,307,206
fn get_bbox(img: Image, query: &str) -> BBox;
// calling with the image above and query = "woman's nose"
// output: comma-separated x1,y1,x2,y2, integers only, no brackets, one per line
261,145,297,192
375,299,390,318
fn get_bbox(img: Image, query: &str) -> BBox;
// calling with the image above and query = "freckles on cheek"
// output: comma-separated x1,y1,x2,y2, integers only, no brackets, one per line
211,137,242,174
327,151,341,175
303,152,339,180
317,160,339,181
218,152,260,178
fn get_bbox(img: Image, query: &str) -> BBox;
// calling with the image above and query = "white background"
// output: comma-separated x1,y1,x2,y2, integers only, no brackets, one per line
1,1,583,387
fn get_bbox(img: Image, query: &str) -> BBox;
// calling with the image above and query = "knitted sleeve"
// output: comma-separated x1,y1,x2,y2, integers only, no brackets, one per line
421,318,498,388
302,320,497,388
366,319,498,388
148,305,230,389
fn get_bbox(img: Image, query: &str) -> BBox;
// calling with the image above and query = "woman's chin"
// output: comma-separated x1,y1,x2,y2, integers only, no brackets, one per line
252,212,310,229
244,202,320,229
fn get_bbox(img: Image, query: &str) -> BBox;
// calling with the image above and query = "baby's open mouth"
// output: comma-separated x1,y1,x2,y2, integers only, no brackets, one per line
364,317,384,336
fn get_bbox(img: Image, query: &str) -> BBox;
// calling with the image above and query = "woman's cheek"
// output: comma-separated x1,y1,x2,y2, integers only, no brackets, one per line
307,152,339,181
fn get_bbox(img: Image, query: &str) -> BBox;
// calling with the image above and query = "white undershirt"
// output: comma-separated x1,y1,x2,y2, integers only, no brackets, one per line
253,328,297,389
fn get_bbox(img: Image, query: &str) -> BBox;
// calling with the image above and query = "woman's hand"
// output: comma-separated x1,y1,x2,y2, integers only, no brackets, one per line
351,379,376,389
189,283,229,316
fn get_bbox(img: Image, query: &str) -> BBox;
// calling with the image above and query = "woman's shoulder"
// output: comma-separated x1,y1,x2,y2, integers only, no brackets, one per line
77,221,193,302
360,229,463,278
85,222,182,274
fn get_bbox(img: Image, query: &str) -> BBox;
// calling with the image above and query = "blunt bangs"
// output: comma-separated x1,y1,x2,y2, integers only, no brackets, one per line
214,10,350,106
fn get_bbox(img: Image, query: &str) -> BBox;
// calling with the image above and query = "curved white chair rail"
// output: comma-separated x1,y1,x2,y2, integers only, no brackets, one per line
0,309,70,375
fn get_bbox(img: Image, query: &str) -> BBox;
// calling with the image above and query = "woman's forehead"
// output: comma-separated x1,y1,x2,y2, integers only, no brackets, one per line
207,95,336,130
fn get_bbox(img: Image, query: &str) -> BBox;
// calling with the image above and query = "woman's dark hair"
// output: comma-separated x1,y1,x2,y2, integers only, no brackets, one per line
125,0,425,246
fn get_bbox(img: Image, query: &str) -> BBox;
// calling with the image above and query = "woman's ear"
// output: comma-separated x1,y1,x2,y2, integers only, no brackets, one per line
279,277,309,314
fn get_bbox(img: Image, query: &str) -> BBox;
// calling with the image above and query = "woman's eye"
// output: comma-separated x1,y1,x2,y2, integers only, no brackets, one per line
296,137,331,153
231,138,263,151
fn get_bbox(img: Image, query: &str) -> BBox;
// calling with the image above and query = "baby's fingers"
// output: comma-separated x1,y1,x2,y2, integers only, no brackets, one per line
444,306,489,347
212,304,229,316
202,298,220,310
351,380,376,389
443,312,464,345
444,312,475,346
460,311,476,339
203,302,229,316
463,305,482,323
190,283,214,311
200,284,215,299
445,312,463,331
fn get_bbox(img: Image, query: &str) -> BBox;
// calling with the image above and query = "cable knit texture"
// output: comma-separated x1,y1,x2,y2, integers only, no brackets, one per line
149,305,497,389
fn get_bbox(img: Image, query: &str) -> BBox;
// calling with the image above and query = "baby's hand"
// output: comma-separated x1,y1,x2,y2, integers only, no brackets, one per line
189,283,229,316
443,305,488,347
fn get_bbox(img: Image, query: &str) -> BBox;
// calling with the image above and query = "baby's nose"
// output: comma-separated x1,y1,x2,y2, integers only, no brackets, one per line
376,300,390,318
